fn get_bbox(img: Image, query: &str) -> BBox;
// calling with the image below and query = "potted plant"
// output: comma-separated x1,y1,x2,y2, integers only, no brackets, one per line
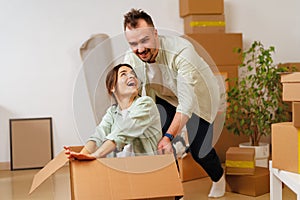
225,41,291,166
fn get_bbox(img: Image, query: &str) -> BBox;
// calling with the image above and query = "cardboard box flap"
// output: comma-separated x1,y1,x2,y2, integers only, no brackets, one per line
29,150,68,194
70,154,184,199
281,72,300,83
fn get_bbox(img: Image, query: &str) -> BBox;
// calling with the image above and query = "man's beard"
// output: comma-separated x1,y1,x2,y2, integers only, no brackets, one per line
137,48,157,63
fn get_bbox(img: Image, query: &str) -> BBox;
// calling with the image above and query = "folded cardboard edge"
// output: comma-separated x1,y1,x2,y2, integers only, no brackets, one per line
29,146,83,194
29,150,69,194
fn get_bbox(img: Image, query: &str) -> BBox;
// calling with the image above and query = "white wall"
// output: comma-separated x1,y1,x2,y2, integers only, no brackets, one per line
0,0,299,163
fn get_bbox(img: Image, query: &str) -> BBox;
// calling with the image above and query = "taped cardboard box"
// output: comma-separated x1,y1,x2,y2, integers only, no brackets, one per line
293,102,300,127
29,146,184,199
179,0,224,17
281,72,300,101
225,147,255,175
185,33,243,66
272,122,300,174
177,153,208,182
226,167,270,197
183,14,225,34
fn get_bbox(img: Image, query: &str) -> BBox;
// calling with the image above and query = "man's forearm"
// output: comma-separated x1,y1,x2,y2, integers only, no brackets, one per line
166,112,189,137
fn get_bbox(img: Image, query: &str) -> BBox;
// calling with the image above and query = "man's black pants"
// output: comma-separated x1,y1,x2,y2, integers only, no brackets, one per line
156,96,223,182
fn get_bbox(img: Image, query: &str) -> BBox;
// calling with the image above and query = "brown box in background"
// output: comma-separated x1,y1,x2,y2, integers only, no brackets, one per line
29,146,184,199
225,147,255,175
183,14,225,34
226,167,270,197
177,153,208,182
179,0,224,17
281,72,300,101
214,127,249,163
217,65,238,89
272,122,300,174
185,33,243,66
293,102,300,127
278,62,300,72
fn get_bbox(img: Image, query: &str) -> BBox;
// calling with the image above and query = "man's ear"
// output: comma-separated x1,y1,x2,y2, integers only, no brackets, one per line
154,28,158,37
111,87,115,93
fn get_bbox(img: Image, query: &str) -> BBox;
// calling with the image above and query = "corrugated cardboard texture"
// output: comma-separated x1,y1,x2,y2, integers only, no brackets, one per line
272,122,299,174
225,147,255,175
177,153,208,182
183,14,225,34
226,167,270,196
69,154,184,200
185,33,243,66
293,102,300,127
179,0,224,17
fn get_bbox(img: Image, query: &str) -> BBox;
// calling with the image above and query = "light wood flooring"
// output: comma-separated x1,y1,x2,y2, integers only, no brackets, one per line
0,166,297,200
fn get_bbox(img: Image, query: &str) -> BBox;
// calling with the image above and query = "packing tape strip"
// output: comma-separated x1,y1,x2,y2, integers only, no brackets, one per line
190,21,226,27
225,160,255,169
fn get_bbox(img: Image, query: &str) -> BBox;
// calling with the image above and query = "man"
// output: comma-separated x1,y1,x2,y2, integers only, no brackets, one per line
123,8,225,198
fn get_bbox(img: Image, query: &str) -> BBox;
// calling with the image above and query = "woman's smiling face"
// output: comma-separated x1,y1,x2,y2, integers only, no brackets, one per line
114,65,139,98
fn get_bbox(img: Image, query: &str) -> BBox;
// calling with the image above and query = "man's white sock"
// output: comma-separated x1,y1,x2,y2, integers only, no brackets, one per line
208,173,225,198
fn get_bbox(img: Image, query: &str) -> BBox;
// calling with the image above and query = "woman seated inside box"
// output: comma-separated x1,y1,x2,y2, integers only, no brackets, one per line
65,63,162,160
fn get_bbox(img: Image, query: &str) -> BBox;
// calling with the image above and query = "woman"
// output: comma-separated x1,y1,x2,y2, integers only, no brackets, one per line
65,63,162,160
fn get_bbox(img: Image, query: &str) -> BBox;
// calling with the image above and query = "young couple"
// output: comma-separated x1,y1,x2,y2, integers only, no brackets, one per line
65,8,225,198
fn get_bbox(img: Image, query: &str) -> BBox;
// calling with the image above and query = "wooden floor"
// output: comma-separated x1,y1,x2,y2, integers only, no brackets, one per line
0,166,297,200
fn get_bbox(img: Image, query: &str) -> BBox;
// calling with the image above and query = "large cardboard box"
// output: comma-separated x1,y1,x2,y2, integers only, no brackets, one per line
293,102,300,127
226,167,270,197
281,72,300,101
30,146,184,199
177,153,208,182
225,147,255,175
179,0,224,17
183,14,225,34
272,122,300,174
185,33,243,66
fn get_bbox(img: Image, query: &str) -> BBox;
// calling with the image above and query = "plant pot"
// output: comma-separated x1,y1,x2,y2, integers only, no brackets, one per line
239,142,270,168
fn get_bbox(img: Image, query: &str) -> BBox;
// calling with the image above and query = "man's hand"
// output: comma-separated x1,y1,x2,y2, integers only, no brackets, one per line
157,137,173,155
64,146,96,161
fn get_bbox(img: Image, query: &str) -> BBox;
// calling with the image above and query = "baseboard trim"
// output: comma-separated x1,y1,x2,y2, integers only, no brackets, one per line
0,162,10,170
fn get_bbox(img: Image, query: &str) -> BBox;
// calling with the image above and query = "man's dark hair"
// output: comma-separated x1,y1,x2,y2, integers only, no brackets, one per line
123,8,154,30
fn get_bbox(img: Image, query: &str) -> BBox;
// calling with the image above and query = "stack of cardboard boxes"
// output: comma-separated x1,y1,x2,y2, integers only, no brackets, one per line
224,147,270,196
272,72,300,174
179,0,249,170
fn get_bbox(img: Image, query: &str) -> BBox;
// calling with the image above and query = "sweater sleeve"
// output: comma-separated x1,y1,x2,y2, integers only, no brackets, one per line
105,96,161,150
